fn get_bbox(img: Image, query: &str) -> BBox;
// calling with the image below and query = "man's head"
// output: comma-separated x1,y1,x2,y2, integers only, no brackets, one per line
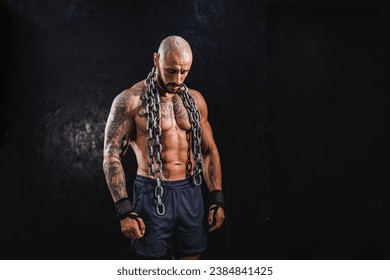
153,35,193,94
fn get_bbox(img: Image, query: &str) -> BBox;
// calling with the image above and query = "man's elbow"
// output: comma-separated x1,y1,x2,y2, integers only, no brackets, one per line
103,144,122,163
103,153,121,170
202,143,218,157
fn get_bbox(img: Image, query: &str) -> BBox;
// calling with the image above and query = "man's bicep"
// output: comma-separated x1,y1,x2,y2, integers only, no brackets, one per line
201,120,217,154
193,92,215,153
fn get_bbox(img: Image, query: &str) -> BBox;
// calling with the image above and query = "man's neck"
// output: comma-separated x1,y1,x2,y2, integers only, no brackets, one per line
155,82,166,95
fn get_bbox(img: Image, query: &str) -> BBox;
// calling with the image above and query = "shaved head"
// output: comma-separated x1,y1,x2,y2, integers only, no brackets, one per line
157,35,192,61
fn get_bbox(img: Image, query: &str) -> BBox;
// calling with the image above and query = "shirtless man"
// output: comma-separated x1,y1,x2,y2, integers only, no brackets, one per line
103,36,225,260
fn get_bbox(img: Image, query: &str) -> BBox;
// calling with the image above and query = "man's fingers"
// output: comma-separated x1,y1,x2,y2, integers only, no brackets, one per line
208,224,218,232
130,212,145,237
131,225,142,239
208,209,214,225
131,218,144,239
208,217,221,232
208,207,225,232
217,208,225,225
122,226,133,239
208,204,220,225
137,217,146,235
120,216,145,239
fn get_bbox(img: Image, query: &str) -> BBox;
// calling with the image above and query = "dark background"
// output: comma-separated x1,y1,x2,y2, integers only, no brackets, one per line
0,0,388,259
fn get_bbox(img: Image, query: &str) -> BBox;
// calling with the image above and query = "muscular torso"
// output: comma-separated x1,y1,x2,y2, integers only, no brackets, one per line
128,81,196,180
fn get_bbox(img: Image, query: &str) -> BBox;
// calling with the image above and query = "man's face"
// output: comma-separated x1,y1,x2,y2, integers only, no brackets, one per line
154,50,192,94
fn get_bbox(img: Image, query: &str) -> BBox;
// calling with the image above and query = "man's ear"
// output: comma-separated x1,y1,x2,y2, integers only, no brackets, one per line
153,53,159,68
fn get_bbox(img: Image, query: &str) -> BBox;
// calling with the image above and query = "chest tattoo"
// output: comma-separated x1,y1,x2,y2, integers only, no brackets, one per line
172,96,189,121
137,94,190,121
160,100,173,119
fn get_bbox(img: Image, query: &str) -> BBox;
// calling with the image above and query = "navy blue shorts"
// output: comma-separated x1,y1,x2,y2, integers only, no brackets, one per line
131,175,207,258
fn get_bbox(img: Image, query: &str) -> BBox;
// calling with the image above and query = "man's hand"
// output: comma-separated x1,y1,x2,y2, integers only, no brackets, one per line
120,212,146,239
208,205,225,232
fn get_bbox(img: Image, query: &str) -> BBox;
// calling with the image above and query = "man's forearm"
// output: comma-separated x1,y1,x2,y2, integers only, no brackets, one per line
202,147,223,191
103,157,128,202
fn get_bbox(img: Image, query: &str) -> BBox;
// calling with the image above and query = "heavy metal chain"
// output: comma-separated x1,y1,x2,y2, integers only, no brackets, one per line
179,84,203,186
144,68,165,215
144,67,203,216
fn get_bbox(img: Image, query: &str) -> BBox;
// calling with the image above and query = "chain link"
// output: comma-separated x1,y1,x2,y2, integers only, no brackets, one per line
144,68,165,215
179,84,203,186
144,68,203,216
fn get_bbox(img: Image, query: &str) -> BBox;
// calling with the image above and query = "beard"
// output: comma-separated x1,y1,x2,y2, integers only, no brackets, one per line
156,72,182,94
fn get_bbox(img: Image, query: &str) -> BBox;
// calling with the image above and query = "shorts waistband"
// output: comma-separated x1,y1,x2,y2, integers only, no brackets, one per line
135,174,195,189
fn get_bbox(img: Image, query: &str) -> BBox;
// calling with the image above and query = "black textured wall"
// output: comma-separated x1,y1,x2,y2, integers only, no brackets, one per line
267,3,389,259
0,0,388,260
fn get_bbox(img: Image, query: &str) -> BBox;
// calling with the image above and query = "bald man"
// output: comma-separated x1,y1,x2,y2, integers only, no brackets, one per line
103,36,224,260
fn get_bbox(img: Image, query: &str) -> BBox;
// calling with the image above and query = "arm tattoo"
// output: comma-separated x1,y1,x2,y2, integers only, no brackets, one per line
103,160,127,201
105,94,128,141
136,93,147,118
103,92,131,202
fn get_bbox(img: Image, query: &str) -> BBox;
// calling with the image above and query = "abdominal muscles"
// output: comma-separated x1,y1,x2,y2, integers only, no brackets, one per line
132,125,194,180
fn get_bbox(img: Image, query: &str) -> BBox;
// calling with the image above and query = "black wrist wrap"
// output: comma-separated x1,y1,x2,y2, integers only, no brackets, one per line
209,190,225,227
209,190,225,208
115,197,135,220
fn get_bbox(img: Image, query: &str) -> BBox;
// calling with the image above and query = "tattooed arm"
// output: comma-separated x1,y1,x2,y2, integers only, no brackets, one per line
103,91,133,202
103,90,145,239
190,90,225,232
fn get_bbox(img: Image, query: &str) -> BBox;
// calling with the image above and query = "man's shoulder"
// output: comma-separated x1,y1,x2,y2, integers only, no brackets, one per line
115,81,145,106
187,88,202,97
121,81,145,99
111,81,145,116
187,88,207,106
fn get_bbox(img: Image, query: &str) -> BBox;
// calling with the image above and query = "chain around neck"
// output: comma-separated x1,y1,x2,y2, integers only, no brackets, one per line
143,67,203,215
